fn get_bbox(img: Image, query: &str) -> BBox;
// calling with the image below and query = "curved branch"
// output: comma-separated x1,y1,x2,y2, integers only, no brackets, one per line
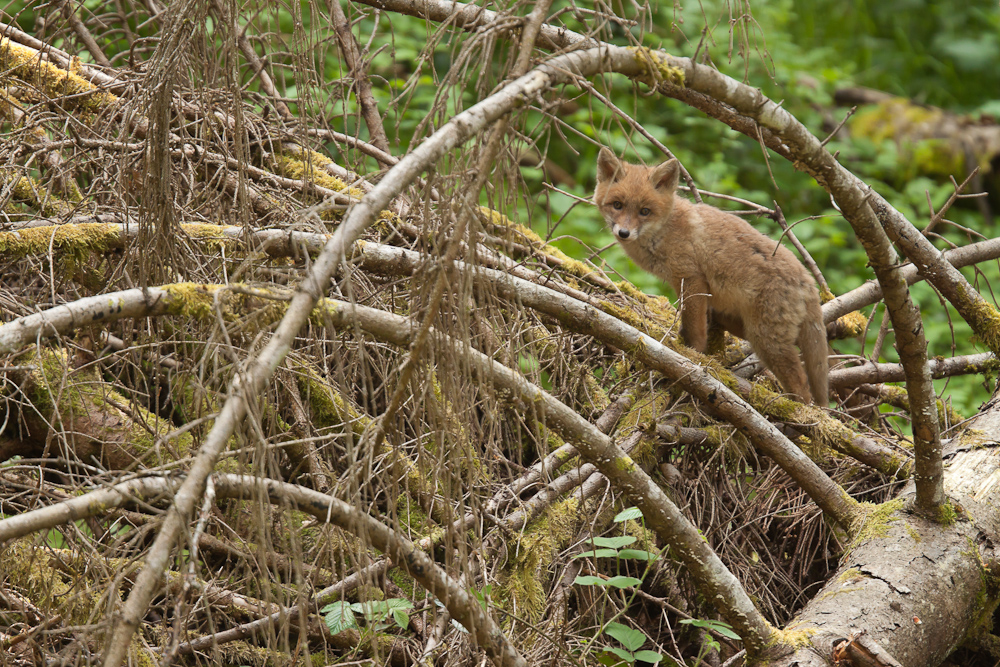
824,237,1000,323
0,284,782,654
353,0,949,514
93,45,666,667
830,353,996,390
0,474,527,667
330,0,392,156
0,246,864,526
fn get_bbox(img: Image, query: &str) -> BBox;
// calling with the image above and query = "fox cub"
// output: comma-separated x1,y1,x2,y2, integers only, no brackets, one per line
594,148,828,405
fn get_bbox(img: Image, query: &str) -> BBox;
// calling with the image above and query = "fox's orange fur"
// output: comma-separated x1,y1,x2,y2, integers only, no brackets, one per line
594,148,828,404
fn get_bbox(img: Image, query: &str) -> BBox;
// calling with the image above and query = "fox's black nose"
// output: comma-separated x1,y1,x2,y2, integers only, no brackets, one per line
617,229,630,239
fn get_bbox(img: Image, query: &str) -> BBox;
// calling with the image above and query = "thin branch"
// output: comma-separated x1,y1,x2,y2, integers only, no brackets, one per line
830,353,996,389
824,237,1000,323
923,168,982,235
0,474,528,667
329,0,392,157
95,45,653,667
773,204,830,297
0,282,784,652
674,63,943,513
580,80,701,202
209,0,293,121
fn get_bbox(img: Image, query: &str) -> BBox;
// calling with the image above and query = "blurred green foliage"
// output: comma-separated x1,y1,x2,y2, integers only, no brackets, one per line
3,0,998,414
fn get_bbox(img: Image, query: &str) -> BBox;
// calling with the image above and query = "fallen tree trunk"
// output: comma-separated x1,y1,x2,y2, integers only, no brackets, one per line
774,395,1000,667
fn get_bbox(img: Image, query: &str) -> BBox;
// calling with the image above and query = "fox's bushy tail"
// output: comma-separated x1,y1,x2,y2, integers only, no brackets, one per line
800,300,829,405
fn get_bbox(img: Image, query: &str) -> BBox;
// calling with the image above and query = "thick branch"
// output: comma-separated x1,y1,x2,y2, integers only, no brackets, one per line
343,0,946,512
0,284,783,655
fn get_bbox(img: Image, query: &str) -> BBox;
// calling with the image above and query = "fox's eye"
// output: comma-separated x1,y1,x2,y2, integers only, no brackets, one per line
612,201,623,210
639,207,651,216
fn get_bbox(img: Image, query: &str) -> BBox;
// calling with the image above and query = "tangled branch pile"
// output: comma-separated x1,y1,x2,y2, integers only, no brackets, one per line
1,1,998,666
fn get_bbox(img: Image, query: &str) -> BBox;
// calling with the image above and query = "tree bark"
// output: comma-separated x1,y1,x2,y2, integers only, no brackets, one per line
772,393,1000,666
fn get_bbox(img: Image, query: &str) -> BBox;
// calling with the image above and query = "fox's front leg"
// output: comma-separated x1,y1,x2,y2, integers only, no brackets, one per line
678,276,711,352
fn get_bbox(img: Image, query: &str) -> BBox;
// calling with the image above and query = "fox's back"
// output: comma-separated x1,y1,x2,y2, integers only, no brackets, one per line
687,201,818,318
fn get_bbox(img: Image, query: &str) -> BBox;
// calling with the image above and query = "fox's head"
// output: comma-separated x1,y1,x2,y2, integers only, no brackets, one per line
594,147,680,244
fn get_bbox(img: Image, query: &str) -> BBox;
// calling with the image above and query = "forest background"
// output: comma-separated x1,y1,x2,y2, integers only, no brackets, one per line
3,0,1000,666
10,0,1000,415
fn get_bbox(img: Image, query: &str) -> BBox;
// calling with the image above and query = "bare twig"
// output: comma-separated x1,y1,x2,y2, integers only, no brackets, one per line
0,474,528,667
330,0,392,157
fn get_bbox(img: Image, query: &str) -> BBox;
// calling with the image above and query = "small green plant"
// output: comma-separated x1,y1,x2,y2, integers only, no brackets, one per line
321,598,413,635
574,507,664,665
438,584,493,634
679,618,740,666
600,622,664,665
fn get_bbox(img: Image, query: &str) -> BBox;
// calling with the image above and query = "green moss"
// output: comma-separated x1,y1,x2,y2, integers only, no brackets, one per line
848,498,907,551
580,372,611,414
938,500,958,526
273,152,364,199
850,98,992,181
180,223,243,252
388,567,416,599
202,640,294,667
167,370,218,426
628,47,686,87
877,384,965,431
7,348,195,468
480,207,603,281
0,172,75,217
596,298,675,344
960,286,1000,356
832,310,868,339
619,387,675,433
161,282,225,321
767,627,813,650
628,434,660,471
497,497,581,625
0,540,156,665
0,38,118,111
396,493,445,544
851,99,941,144
837,567,864,583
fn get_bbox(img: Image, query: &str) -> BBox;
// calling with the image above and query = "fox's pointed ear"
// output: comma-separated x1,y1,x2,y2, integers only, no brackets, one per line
597,147,623,183
650,158,680,193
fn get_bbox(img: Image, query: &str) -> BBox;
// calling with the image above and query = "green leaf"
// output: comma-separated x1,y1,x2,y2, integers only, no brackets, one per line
392,609,410,629
614,507,643,522
616,549,659,561
604,576,642,589
598,650,630,667
321,601,357,635
574,548,621,559
351,598,413,622
605,647,636,664
632,650,663,663
592,536,637,548
605,622,646,651
470,585,492,609
679,618,741,640
573,575,609,587
385,598,413,611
